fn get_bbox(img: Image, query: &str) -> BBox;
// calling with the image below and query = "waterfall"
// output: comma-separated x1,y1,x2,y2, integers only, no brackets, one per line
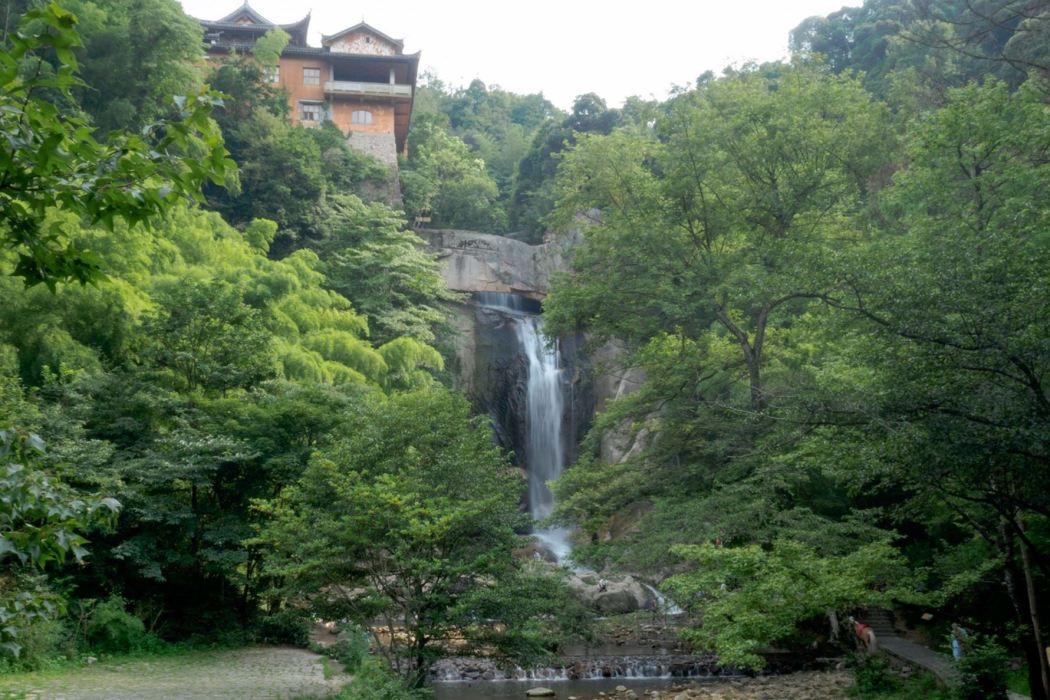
474,292,573,561
642,583,685,616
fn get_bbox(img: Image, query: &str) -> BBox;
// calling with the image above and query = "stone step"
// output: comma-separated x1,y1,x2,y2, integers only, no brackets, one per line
862,609,896,635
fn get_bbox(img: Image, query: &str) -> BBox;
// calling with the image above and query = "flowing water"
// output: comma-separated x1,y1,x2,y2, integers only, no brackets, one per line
474,292,573,561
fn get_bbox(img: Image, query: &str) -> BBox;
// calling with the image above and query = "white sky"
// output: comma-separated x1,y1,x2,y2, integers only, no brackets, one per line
180,0,851,109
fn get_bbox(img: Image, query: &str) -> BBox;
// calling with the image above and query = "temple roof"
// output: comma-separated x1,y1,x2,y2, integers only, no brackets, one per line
215,2,273,25
322,22,404,51
198,3,311,46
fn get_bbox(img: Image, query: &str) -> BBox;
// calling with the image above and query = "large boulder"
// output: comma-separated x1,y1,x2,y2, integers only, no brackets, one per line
566,572,657,614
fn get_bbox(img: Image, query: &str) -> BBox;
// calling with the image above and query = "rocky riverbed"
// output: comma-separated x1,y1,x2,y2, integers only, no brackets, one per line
590,672,853,699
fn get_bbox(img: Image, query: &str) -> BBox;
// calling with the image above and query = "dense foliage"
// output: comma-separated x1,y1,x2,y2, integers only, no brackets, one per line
0,1,587,692
4,0,1050,697
262,389,588,686
544,22,1050,699
0,2,233,288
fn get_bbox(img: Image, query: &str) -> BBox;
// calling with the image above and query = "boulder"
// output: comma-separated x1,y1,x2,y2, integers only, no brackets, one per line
526,688,556,697
566,571,658,614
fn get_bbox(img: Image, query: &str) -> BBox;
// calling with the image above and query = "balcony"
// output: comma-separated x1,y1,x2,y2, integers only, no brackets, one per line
324,81,412,99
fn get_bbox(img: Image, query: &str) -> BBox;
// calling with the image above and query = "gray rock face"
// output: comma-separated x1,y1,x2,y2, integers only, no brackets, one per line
420,229,573,298
587,340,651,464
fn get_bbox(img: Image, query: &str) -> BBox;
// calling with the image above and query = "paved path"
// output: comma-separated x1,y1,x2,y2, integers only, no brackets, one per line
0,646,346,700
879,636,958,682
866,610,1030,700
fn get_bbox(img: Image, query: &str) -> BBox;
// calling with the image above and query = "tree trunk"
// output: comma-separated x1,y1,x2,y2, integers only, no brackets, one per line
1020,518,1050,699
714,308,766,411
1000,520,1048,700
747,353,765,411
411,631,428,689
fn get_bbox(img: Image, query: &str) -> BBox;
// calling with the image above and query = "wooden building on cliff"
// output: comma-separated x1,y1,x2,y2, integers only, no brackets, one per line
198,3,419,168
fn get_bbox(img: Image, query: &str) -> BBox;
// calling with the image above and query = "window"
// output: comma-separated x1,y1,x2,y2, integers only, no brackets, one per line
351,110,373,125
303,67,320,86
299,102,323,124
265,66,279,84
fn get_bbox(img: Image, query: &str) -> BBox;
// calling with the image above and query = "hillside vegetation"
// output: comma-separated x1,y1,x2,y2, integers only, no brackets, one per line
2,0,1050,698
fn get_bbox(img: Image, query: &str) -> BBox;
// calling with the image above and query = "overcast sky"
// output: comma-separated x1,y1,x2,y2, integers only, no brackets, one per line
180,0,851,109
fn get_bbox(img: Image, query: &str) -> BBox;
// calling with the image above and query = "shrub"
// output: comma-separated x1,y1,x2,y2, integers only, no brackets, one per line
323,622,370,673
336,658,425,700
850,653,900,694
86,597,150,654
954,637,1009,700
0,616,69,672
255,608,311,646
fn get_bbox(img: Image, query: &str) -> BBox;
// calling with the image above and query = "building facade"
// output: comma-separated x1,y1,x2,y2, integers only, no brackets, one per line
199,3,419,168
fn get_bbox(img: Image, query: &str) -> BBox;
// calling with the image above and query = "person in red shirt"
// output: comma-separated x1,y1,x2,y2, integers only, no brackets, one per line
848,616,878,653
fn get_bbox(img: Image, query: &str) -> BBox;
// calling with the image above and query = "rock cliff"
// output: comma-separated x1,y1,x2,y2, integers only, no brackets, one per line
418,228,573,298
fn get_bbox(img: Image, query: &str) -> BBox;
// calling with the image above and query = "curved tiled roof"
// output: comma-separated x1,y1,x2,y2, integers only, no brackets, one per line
198,3,311,46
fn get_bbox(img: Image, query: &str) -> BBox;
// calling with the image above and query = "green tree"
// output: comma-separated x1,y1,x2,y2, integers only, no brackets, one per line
664,539,911,669
817,79,1050,698
140,281,276,394
261,389,580,686
314,194,457,347
547,62,893,411
0,2,233,289
1,428,119,658
400,113,507,232
64,0,206,133
510,93,621,239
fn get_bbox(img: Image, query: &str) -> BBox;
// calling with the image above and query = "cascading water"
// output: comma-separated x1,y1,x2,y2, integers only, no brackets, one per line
474,292,573,561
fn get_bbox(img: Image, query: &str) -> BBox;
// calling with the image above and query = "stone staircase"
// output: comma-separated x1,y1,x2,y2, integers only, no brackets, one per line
864,609,896,640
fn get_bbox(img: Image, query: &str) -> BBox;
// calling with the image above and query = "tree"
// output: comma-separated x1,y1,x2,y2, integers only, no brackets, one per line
818,79,1050,698
547,62,893,411
140,281,276,394
1,428,119,658
400,113,508,232
261,389,580,687
313,194,458,347
64,0,206,133
510,93,621,239
0,2,234,289
664,539,911,670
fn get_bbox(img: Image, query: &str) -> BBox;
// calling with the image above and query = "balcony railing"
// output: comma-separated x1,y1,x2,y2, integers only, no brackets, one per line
324,81,412,98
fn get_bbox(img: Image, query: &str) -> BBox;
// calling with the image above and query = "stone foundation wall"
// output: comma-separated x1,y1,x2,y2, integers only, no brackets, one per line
345,131,402,206
346,130,399,169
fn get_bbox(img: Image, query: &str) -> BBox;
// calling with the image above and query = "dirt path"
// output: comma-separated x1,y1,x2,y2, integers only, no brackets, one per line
0,646,346,700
